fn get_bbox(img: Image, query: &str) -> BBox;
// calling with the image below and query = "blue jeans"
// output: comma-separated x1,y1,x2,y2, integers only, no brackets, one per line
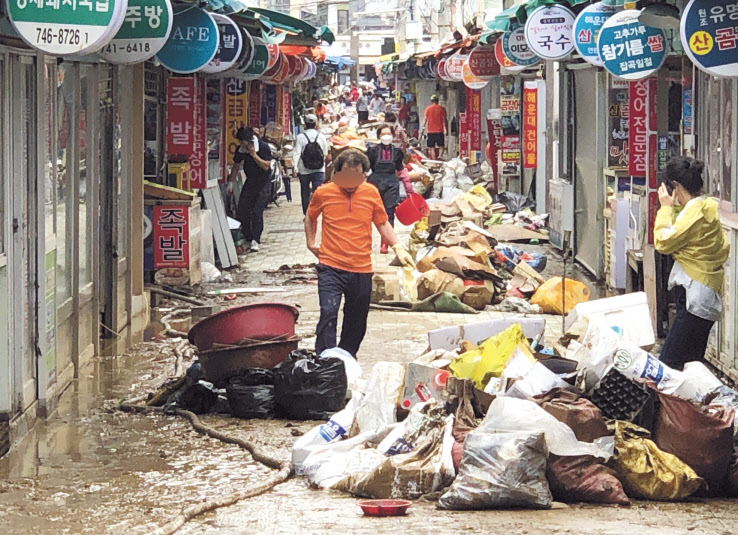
659,285,715,370
299,172,325,214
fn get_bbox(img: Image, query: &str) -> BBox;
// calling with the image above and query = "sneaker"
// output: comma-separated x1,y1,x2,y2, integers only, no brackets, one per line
250,240,260,252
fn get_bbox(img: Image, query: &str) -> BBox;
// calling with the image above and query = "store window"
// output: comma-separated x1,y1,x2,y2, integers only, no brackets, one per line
337,9,349,34
45,62,57,250
79,65,92,287
0,56,5,256
56,63,74,303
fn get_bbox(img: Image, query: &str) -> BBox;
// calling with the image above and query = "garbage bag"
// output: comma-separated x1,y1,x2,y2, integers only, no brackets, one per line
451,385,479,472
320,347,364,392
352,362,405,435
535,389,610,443
612,344,685,394
671,361,724,404
273,350,348,420
449,323,531,391
376,399,446,456
496,191,535,213
654,393,734,495
530,277,590,315
166,380,219,414
480,397,614,460
334,415,455,499
438,430,551,510
547,455,630,505
227,369,275,419
292,392,364,474
608,420,703,500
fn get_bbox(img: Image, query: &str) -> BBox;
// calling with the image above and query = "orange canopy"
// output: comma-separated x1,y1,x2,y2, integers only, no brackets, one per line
279,45,326,62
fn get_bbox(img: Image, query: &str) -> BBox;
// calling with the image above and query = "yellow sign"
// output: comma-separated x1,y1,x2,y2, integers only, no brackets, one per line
224,78,249,165
689,31,713,56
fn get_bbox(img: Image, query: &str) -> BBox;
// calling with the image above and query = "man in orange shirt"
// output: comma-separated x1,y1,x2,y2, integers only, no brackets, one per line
305,149,415,357
421,94,448,160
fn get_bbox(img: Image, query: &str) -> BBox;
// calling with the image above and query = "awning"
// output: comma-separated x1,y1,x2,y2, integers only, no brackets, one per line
325,56,356,70
279,45,327,62
249,7,333,44
485,4,520,33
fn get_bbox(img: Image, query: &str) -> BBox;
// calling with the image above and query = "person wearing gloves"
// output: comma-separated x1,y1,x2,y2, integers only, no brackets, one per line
305,149,415,358
367,124,413,253
654,156,730,370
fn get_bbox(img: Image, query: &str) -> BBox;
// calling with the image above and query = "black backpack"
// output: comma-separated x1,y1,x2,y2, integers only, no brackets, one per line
301,132,324,170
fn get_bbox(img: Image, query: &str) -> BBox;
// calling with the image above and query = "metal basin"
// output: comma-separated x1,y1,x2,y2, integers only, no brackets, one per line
197,336,300,384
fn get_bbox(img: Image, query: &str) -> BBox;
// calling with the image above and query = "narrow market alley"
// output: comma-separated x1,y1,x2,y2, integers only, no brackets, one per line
0,200,735,535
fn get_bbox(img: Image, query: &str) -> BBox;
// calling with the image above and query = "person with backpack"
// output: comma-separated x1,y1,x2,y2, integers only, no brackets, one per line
292,113,329,214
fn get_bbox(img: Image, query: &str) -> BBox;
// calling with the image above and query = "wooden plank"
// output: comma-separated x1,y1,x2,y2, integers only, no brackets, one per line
144,180,197,201
643,244,658,338
211,188,239,265
202,188,233,269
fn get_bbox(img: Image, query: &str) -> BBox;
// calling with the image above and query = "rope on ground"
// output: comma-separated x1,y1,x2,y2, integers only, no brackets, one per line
118,403,293,535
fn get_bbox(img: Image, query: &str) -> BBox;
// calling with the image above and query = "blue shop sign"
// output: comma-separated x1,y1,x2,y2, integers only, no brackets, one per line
681,0,738,78
156,6,219,74
573,2,616,67
598,9,667,80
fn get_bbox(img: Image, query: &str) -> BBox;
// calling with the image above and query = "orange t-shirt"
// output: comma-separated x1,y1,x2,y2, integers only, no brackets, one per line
307,182,388,273
424,103,447,134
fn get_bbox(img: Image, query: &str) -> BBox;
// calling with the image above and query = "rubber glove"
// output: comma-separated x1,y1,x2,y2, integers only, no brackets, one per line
392,244,416,269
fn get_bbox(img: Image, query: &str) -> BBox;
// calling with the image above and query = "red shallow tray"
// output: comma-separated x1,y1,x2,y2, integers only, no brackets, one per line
357,499,412,517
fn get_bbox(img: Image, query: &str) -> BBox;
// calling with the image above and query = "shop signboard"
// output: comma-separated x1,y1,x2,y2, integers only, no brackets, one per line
681,0,738,78
156,7,219,73
468,45,499,79
608,78,629,168
683,87,693,134
190,77,207,189
628,79,648,177
501,93,521,163
502,26,541,67
459,112,470,159
266,42,280,69
99,0,173,64
153,205,190,268
166,76,196,159
437,57,454,81
495,38,526,73
523,81,538,169
249,80,262,126
466,88,482,160
524,5,576,60
573,1,616,67
261,83,278,125
598,9,667,80
283,90,292,135
202,13,242,74
224,77,249,165
244,36,269,78
446,53,468,81
462,61,489,90
7,0,126,55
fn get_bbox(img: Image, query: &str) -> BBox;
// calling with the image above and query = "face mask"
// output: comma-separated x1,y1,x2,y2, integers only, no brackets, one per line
380,134,393,145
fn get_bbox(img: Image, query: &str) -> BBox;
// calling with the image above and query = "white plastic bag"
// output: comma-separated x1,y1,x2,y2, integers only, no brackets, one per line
353,362,406,435
504,362,570,400
480,397,614,460
320,348,364,392
612,344,685,394
672,361,723,404
571,320,623,391
376,399,446,456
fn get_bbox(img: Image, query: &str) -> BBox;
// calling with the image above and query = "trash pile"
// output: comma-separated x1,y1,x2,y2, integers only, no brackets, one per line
292,308,738,507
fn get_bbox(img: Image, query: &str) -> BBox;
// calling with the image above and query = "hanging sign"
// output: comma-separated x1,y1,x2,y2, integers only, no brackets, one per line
466,88,482,160
468,45,499,79
190,77,207,189
501,94,521,163
598,9,667,80
263,52,289,83
681,0,738,78
523,81,538,169
495,38,526,72
437,57,453,80
573,2,616,67
524,5,576,60
243,36,269,78
7,0,126,55
502,26,541,67
99,0,173,64
224,78,249,165
628,79,648,177
202,14,242,73
266,42,280,69
156,7,219,73
166,77,196,158
153,205,190,269
446,53,468,81
248,80,262,126
236,28,255,71
459,112,470,159
462,61,489,90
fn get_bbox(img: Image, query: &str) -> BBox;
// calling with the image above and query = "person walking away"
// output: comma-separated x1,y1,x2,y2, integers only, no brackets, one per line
228,126,273,252
369,94,384,118
292,113,328,214
305,149,415,357
357,91,369,123
654,157,730,370
384,111,409,151
421,94,447,160
367,124,412,253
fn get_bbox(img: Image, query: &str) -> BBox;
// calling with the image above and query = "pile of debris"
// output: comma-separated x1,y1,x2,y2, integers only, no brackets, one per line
292,306,738,507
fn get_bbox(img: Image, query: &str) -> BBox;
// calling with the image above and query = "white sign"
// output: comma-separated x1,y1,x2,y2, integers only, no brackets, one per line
525,5,576,60
99,0,172,64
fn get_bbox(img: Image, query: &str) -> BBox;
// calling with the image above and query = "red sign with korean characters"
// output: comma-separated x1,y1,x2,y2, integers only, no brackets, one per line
189,77,207,189
166,77,196,159
468,45,499,79
248,80,262,127
153,205,190,268
628,79,648,177
459,112,470,159
523,82,538,169
466,88,482,155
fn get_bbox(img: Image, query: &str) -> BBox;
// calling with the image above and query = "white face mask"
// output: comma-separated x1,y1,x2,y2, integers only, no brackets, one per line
380,134,393,145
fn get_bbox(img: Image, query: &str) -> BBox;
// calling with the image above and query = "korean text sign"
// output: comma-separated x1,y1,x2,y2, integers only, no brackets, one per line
681,0,738,77
190,78,207,189
523,82,538,169
224,78,249,166
598,10,667,80
467,89,482,155
153,205,190,268
628,79,650,177
167,77,196,160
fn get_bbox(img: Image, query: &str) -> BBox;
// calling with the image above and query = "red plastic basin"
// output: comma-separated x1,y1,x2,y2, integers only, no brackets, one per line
395,193,430,226
188,302,299,351
357,499,412,517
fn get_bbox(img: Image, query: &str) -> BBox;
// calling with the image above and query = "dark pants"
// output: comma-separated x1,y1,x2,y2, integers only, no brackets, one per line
237,178,271,243
368,176,399,228
659,285,715,371
358,110,369,122
315,264,373,357
299,171,325,214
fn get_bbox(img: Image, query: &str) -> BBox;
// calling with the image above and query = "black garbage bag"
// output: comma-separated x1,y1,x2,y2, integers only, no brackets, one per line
227,368,276,419
166,380,219,414
495,192,535,213
273,350,347,420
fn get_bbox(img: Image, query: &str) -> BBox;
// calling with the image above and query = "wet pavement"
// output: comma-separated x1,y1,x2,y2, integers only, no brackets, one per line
1,199,735,534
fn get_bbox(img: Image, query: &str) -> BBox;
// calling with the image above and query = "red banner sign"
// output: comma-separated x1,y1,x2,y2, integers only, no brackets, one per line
249,80,262,127
628,79,648,177
153,205,190,269
523,82,538,169
190,77,207,189
459,112,470,159
468,46,499,78
466,88,482,155
166,77,196,159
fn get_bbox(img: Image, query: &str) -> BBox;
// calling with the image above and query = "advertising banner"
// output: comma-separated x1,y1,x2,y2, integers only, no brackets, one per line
628,78,648,177
166,77,196,158
523,81,538,169
153,205,189,268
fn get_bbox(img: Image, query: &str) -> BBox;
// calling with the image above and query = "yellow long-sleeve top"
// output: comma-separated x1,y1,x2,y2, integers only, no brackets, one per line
653,196,729,294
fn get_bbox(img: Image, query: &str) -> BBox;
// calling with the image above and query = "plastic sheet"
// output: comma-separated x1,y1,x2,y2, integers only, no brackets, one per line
352,362,405,435
438,430,551,510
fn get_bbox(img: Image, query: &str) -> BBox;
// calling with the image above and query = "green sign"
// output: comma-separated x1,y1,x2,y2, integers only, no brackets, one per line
7,0,127,55
99,0,172,64
243,35,268,79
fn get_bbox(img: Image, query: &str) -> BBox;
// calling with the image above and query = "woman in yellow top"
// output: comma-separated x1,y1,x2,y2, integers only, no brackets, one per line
654,157,730,370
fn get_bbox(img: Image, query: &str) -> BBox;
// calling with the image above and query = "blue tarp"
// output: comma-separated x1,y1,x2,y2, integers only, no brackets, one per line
325,56,356,70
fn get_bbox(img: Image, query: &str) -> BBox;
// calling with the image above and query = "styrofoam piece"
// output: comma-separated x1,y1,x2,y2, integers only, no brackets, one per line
564,292,655,348
427,318,546,351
